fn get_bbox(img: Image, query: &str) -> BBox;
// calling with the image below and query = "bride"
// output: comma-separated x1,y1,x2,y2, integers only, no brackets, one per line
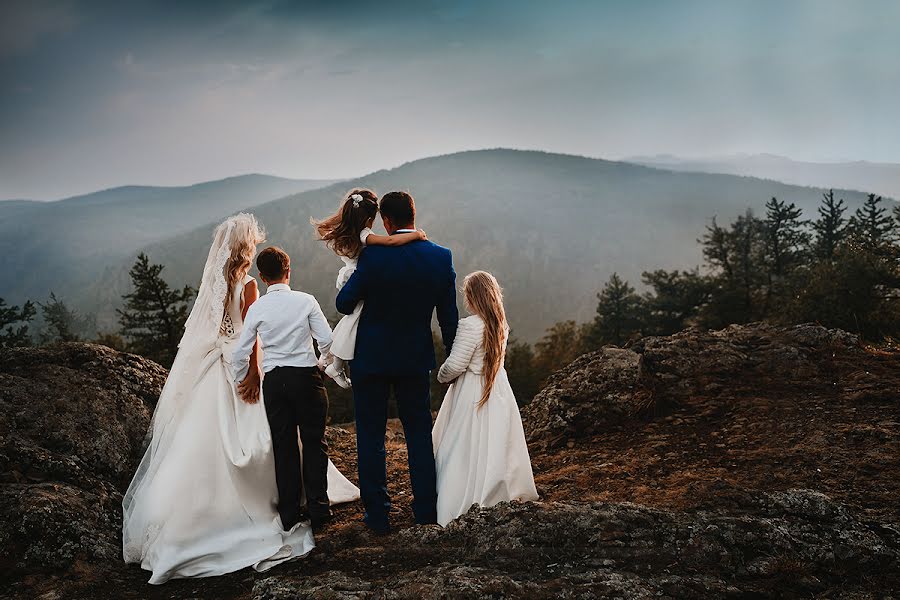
122,213,359,584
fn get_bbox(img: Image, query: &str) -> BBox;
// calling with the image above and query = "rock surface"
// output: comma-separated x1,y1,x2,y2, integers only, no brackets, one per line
254,490,897,599
0,343,167,573
523,323,890,448
2,325,899,599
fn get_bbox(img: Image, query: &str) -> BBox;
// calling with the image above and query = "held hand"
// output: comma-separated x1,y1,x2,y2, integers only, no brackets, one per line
238,370,261,404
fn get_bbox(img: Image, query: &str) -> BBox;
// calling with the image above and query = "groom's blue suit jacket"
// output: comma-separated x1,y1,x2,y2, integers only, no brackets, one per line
336,239,459,376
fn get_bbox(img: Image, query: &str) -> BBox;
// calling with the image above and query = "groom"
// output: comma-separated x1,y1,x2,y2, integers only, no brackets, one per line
336,190,458,534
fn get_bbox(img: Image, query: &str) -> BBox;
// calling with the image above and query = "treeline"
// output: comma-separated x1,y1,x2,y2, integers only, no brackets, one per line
504,192,900,403
2,191,898,414
0,253,195,367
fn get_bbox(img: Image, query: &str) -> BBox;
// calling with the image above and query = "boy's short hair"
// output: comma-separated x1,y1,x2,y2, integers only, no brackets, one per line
257,246,290,281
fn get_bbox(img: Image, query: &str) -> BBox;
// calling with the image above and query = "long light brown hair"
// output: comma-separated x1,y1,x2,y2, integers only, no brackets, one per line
312,189,379,259
224,214,265,313
464,271,508,408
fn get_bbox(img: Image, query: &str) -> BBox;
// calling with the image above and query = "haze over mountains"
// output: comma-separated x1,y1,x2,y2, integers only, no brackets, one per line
69,149,877,341
0,175,337,310
628,154,900,201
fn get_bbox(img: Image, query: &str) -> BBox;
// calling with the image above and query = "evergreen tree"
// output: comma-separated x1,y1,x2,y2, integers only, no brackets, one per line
583,273,644,348
700,210,767,327
762,197,810,313
763,197,809,277
792,243,900,340
812,189,847,260
733,210,767,313
700,216,733,279
849,194,896,250
640,269,711,335
39,292,92,343
0,298,36,347
118,253,195,367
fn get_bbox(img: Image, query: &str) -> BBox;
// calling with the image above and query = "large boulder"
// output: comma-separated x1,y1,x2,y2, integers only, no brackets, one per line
0,343,167,573
521,347,650,448
523,323,890,448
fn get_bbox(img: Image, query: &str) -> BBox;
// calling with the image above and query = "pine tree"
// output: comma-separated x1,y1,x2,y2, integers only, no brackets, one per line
762,197,810,314
39,292,92,343
793,242,900,340
763,197,809,277
849,194,896,250
583,273,644,348
700,216,733,279
118,253,195,367
812,190,847,260
640,269,711,335
0,298,36,347
700,209,767,327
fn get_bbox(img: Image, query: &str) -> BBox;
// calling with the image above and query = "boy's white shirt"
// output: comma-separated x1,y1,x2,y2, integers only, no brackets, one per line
230,283,333,382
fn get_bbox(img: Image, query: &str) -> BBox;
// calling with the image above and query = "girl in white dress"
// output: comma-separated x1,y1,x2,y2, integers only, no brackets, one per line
122,214,359,584
433,271,539,526
313,189,426,388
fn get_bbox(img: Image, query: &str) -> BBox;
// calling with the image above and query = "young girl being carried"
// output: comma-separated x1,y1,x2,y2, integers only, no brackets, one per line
312,189,425,387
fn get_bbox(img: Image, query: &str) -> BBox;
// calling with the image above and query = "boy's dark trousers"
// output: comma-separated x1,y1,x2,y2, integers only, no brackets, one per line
262,366,330,530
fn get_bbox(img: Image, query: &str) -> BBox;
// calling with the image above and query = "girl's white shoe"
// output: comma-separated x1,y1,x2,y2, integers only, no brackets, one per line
325,363,352,389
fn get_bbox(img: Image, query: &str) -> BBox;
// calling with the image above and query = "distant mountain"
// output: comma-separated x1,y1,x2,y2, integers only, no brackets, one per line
90,150,876,341
0,175,337,308
627,153,900,200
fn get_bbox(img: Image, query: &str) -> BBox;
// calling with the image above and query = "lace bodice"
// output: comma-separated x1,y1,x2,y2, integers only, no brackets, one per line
219,274,253,339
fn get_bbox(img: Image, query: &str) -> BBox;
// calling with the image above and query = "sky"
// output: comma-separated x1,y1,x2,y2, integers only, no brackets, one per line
1,0,899,200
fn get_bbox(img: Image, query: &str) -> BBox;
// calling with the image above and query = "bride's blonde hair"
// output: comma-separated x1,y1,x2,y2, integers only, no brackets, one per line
463,271,508,409
224,214,266,312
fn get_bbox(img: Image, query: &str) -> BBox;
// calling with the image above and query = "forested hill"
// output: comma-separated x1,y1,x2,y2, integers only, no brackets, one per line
0,174,336,308
629,153,900,201
93,149,878,341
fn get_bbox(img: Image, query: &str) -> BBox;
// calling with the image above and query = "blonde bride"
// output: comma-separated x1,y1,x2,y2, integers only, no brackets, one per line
122,213,358,584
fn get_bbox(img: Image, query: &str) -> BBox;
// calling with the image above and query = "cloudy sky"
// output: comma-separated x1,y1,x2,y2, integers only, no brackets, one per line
1,0,899,199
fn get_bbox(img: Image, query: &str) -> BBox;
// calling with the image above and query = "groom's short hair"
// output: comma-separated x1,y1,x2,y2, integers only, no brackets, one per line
380,191,416,227
257,246,290,281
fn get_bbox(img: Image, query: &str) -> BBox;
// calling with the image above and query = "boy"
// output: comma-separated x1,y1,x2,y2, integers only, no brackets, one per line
232,246,333,532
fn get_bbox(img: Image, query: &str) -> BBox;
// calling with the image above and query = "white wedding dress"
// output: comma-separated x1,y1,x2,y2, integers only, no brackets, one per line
432,315,538,526
122,216,359,584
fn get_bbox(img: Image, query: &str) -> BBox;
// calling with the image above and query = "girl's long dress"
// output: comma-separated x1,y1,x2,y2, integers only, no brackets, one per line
432,315,539,526
122,275,359,584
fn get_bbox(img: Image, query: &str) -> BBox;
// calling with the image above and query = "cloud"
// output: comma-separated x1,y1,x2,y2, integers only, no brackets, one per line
2,1,900,199
0,0,79,57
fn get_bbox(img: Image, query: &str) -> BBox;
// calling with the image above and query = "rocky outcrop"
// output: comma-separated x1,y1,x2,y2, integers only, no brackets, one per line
0,343,167,573
3,328,899,599
523,323,896,448
521,346,652,448
250,490,899,599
